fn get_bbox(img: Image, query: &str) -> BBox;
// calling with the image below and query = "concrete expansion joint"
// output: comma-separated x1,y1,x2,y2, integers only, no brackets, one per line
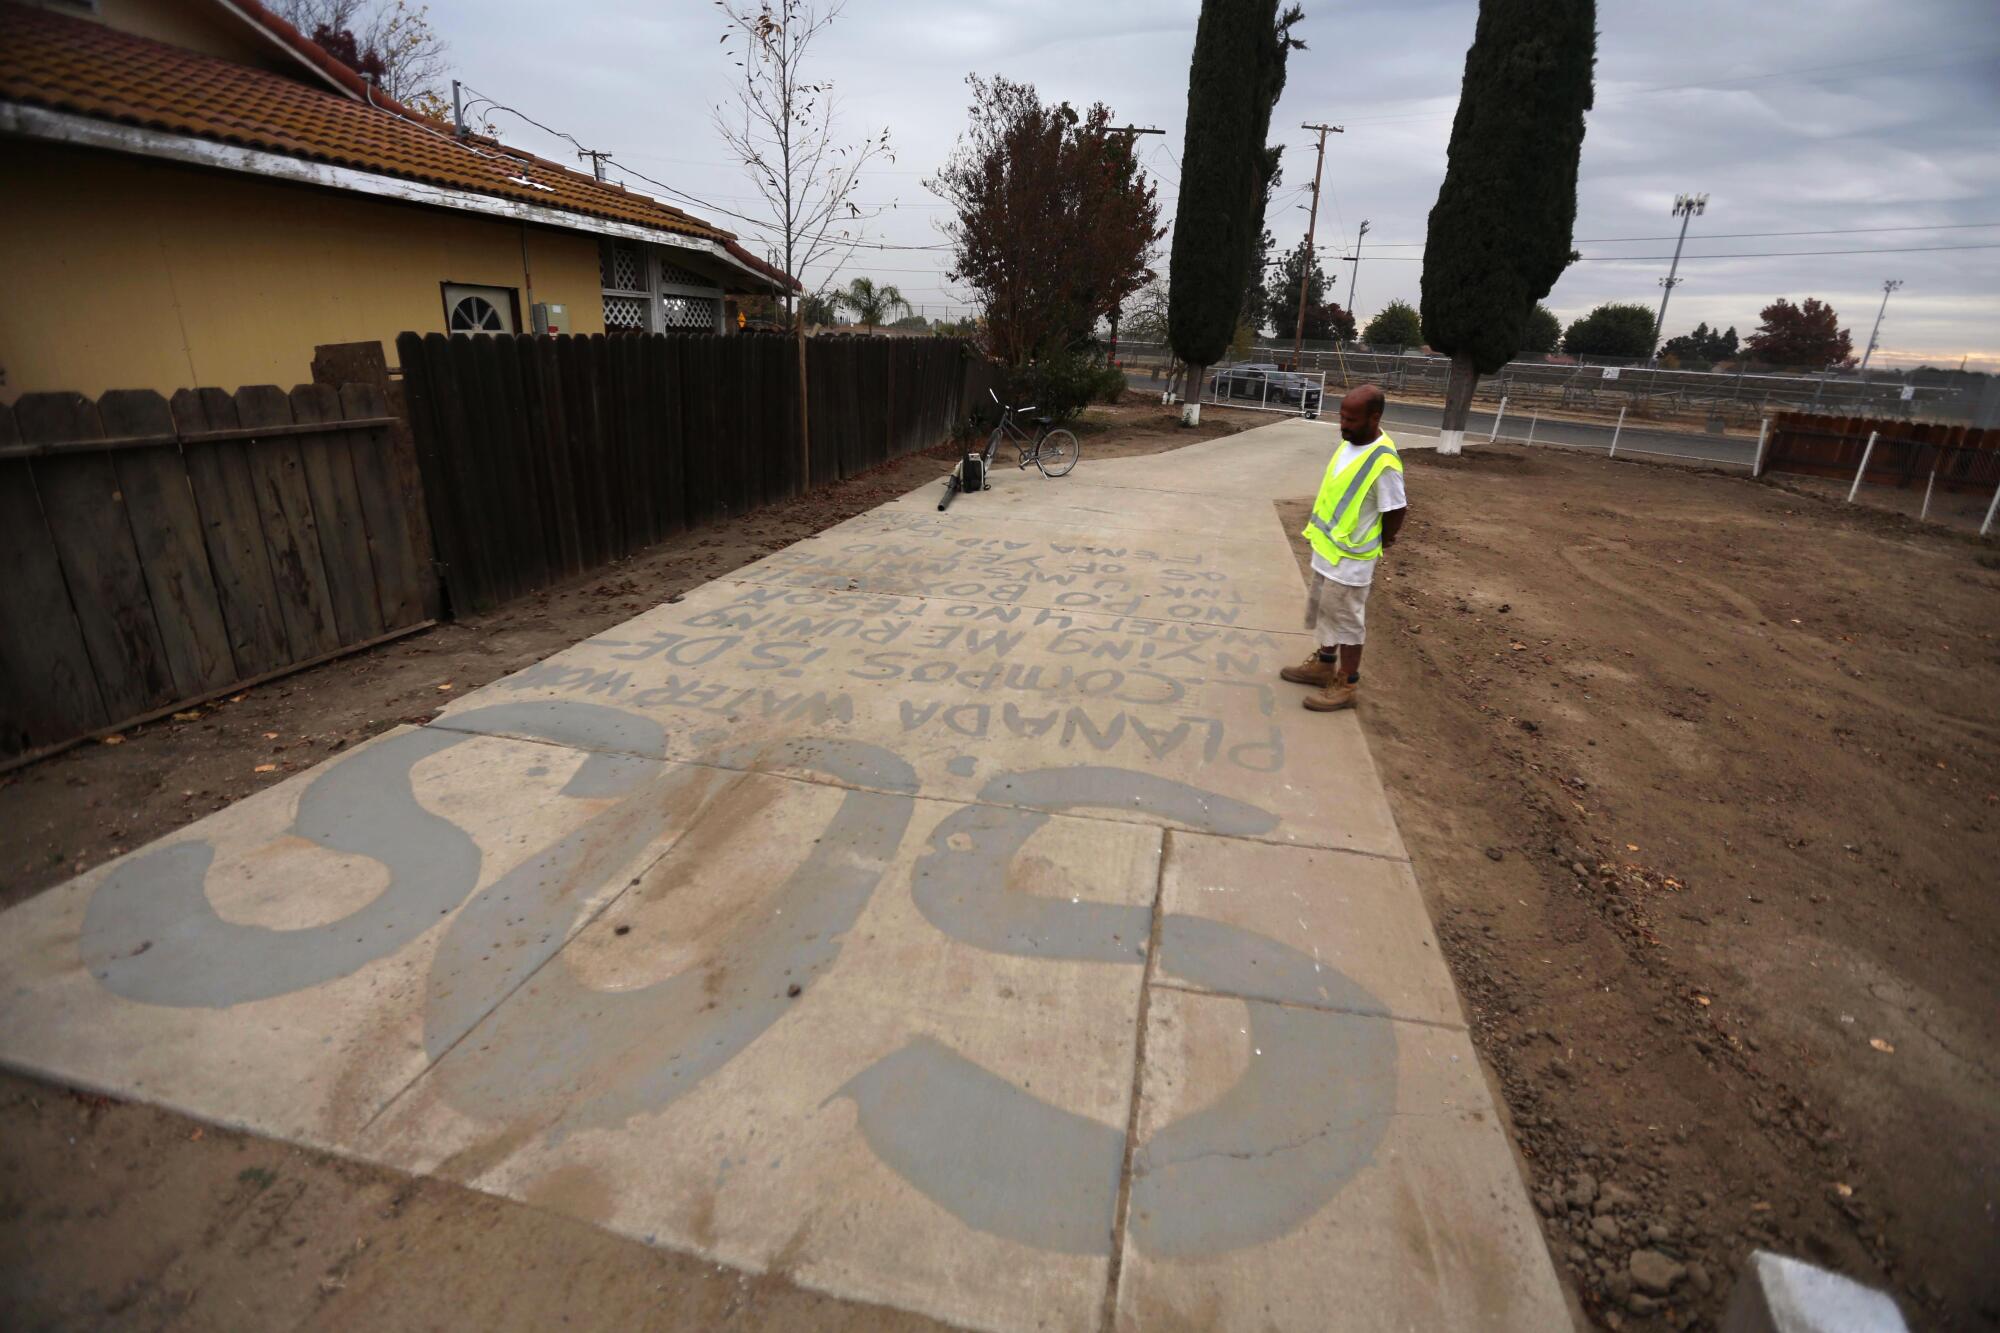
1100,827,1174,1333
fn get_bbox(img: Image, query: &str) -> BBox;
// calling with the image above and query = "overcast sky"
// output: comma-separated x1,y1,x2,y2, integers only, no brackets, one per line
433,0,2000,369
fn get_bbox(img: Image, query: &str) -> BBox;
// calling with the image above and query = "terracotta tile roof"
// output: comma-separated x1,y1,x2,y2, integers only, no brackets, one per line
0,1,736,245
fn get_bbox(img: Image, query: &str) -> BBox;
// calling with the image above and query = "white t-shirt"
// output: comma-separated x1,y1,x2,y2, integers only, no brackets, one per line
1310,431,1406,588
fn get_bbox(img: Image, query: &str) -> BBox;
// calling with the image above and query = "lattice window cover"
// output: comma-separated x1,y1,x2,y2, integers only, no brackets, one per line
604,295,648,331
602,242,646,293
659,258,710,289
661,296,718,331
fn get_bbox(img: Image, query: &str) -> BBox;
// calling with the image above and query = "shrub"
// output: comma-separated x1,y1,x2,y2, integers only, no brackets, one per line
1561,303,1658,359
1008,348,1125,422
1363,299,1423,348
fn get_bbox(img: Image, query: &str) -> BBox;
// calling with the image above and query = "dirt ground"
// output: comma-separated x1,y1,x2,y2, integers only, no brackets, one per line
5,409,1992,1330
0,395,1266,1331
1280,445,1999,1330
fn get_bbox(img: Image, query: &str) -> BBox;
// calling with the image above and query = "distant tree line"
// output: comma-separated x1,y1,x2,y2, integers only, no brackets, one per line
1556,295,1854,368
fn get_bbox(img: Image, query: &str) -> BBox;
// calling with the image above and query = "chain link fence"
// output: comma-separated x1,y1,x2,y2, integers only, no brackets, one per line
1113,340,1984,434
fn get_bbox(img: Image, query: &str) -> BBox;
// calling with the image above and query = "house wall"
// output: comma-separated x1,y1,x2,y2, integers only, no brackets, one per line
0,139,609,400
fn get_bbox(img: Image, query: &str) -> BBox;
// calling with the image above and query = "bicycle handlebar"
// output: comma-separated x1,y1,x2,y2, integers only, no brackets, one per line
985,389,1037,416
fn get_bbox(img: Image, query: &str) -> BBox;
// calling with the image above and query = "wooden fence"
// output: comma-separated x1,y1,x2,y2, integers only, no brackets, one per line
1765,412,2000,493
397,331,984,612
0,385,436,761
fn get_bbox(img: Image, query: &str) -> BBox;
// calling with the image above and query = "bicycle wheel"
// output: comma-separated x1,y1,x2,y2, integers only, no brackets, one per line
1037,428,1080,477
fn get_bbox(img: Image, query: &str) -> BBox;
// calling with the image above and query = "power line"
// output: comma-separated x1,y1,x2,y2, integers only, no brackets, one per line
456,80,926,278
1333,42,2000,127
1574,242,2000,261
1351,242,2000,262
1359,221,2000,248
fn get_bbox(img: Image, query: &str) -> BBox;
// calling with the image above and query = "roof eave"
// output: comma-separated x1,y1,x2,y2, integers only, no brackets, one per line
1,101,756,269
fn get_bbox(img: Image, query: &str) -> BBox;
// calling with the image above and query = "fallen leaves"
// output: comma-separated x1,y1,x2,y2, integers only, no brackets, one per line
1869,1037,1895,1054
253,763,277,774
172,710,202,722
99,734,125,746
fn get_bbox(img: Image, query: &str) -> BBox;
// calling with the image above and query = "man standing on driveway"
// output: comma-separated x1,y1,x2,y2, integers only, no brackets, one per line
1282,384,1407,712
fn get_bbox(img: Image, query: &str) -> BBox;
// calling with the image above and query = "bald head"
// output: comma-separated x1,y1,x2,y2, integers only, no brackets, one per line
1339,383,1386,443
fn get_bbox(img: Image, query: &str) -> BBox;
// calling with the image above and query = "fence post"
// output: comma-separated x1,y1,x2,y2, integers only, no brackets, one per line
796,323,811,493
1490,395,1507,442
1846,430,1878,503
1752,416,1770,476
1982,479,2000,538
1920,468,1936,523
1609,405,1627,458
1525,411,1539,448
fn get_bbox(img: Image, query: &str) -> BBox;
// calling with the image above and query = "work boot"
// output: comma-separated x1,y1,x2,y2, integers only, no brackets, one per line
1303,679,1359,712
1280,653,1342,687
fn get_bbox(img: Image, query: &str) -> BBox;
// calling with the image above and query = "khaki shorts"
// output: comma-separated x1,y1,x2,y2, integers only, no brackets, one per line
1305,575,1370,647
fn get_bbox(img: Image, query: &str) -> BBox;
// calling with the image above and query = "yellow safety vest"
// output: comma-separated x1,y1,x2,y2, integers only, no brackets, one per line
1302,432,1403,567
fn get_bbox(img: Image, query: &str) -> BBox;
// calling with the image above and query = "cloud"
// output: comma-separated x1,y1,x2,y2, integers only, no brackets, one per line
429,0,2000,365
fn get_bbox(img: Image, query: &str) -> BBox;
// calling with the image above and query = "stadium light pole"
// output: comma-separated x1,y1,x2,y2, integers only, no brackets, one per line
1859,279,1903,372
1650,192,1706,361
1342,219,1369,324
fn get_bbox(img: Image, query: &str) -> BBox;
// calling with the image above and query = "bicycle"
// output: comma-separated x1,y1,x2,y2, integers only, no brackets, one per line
939,390,1080,510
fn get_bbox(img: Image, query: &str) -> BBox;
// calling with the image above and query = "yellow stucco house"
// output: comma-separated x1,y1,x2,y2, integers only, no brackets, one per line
0,0,795,400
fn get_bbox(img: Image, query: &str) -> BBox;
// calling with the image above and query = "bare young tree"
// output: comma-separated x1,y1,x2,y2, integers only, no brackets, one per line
271,0,452,118
713,1,891,328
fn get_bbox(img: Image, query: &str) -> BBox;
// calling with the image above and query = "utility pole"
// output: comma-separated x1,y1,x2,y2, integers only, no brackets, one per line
1292,123,1344,370
579,150,611,182
1101,126,1163,366
1649,192,1706,360
1859,279,1903,372
1343,219,1369,322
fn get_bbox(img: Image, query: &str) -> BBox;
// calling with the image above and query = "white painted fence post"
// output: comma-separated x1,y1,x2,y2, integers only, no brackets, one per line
1846,431,1878,503
1982,479,2000,538
1609,405,1627,458
1752,417,1770,477
1490,396,1507,442
1920,468,1936,523
1525,412,1539,448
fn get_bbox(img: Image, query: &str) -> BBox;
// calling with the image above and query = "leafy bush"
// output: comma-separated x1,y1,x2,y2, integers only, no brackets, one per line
1521,303,1562,356
1363,299,1423,348
1561,303,1659,359
1007,348,1126,422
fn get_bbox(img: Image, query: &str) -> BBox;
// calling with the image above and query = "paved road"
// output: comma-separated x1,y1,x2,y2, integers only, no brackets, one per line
1383,400,1756,468
0,419,1568,1331
1122,368,1759,468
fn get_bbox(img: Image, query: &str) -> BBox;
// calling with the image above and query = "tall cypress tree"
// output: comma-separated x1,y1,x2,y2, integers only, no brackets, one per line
1421,0,1595,453
1168,0,1302,419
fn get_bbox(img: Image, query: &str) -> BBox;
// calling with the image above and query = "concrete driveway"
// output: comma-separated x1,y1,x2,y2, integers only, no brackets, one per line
0,417,1566,1331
